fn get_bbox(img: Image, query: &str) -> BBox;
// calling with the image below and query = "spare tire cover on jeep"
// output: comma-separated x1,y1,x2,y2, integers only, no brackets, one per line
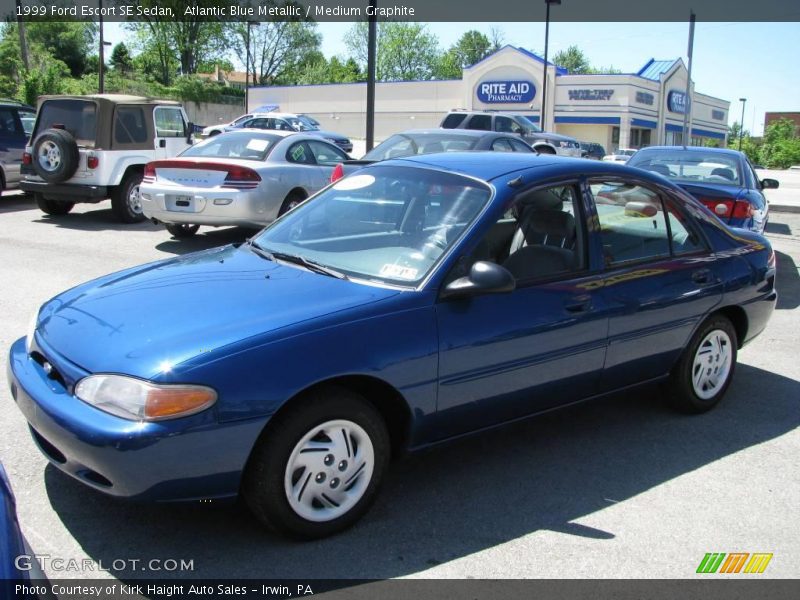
32,128,80,183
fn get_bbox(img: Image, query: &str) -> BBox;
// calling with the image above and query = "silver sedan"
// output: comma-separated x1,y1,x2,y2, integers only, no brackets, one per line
140,130,350,238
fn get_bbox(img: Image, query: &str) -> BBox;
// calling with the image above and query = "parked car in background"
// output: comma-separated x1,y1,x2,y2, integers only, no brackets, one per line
202,113,273,138
9,153,776,540
440,110,581,157
0,100,35,195
20,94,193,222
140,130,349,237
222,113,353,154
580,141,606,160
626,146,777,234
331,128,534,181
603,148,637,164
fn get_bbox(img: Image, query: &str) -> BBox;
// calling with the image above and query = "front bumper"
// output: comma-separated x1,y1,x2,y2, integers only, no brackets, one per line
140,184,279,228
19,179,109,202
7,336,267,502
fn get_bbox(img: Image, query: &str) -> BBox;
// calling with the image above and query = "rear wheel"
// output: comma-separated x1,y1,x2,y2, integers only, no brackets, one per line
166,223,200,238
278,191,307,216
242,387,389,539
35,193,74,216
667,316,738,413
111,171,146,224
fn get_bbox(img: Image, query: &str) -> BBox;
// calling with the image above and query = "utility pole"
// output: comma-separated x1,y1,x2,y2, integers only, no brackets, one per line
541,0,561,130
682,11,695,146
366,0,377,151
99,0,105,93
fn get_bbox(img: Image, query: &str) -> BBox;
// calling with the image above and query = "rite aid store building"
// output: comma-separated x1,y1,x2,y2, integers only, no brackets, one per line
249,45,730,151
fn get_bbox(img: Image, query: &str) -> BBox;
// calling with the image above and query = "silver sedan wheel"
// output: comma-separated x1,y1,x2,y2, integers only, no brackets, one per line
128,183,142,215
691,329,733,400
284,419,374,522
38,141,61,172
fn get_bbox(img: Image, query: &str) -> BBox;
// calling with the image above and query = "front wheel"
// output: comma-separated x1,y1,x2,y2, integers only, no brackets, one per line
242,387,389,539
667,316,738,413
111,172,146,224
35,194,74,216
166,223,200,238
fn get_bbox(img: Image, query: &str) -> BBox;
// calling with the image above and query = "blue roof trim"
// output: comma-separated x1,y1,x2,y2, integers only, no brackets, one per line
631,118,658,129
637,58,680,81
555,116,621,125
665,123,684,132
691,127,726,140
465,45,568,75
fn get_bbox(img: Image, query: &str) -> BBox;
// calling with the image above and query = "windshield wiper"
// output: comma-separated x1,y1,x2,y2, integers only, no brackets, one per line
247,240,347,279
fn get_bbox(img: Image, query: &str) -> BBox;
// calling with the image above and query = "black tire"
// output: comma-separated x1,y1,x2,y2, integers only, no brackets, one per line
31,129,80,183
278,191,307,216
166,223,200,238
666,315,738,414
35,193,74,216
242,386,390,539
208,130,221,137
111,171,146,224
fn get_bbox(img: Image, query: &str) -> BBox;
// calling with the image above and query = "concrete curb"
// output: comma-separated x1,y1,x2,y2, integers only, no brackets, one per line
770,204,800,214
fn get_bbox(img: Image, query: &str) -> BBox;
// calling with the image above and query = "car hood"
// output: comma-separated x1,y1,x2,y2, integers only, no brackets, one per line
36,245,400,378
528,131,576,143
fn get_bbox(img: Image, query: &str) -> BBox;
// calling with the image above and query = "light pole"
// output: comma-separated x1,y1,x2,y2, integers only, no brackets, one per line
245,21,260,112
98,0,112,93
366,0,377,151
738,98,747,150
540,0,561,130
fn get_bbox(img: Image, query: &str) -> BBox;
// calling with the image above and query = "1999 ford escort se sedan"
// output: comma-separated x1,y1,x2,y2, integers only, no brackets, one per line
8,153,776,539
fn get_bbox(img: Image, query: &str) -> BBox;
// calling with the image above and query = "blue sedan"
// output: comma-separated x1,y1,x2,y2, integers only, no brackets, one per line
625,146,778,234
7,153,776,539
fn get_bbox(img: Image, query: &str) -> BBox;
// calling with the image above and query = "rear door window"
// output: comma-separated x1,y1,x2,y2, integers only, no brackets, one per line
465,114,492,131
286,141,315,165
34,99,96,146
491,138,514,152
441,113,467,129
114,106,148,145
510,139,534,153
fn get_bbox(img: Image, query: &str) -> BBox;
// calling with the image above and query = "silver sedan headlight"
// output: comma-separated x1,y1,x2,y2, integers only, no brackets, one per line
75,374,217,421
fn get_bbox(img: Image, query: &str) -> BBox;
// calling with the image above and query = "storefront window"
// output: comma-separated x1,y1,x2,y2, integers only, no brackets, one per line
612,127,620,144
630,128,652,149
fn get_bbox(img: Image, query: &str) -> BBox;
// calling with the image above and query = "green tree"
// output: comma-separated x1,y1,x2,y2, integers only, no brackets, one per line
345,22,441,81
231,21,321,85
109,43,133,75
26,22,96,77
450,30,492,69
552,45,591,74
759,118,800,169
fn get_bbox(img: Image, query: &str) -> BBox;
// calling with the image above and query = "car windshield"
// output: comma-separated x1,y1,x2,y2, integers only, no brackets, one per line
252,165,492,286
180,131,280,160
363,133,481,161
513,115,542,132
232,114,253,126
629,150,742,186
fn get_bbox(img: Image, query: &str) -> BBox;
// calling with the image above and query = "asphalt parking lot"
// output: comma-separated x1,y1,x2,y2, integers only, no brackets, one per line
0,189,798,581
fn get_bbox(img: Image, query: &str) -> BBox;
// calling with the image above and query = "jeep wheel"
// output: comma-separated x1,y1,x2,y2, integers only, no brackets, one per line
32,129,80,183
35,194,74,216
112,172,146,224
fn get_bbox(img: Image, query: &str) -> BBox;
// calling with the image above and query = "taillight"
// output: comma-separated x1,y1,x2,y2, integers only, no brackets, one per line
699,197,752,220
142,162,156,183
223,165,261,190
22,152,32,165
330,163,344,183
87,155,99,169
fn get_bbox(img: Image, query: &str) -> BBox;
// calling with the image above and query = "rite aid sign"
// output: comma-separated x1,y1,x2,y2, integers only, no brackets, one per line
477,80,536,104
668,91,689,114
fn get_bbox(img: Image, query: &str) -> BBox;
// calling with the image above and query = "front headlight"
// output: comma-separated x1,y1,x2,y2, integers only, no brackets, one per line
25,309,39,354
75,374,217,421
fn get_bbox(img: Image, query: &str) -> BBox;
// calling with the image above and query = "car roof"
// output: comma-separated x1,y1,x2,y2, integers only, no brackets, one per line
377,151,675,186
38,94,181,107
0,100,35,111
222,129,297,138
635,145,744,158
387,129,504,138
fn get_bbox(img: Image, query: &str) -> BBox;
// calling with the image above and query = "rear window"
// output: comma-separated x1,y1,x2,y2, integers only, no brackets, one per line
628,150,742,186
441,113,467,129
34,99,96,146
114,106,148,145
181,131,280,161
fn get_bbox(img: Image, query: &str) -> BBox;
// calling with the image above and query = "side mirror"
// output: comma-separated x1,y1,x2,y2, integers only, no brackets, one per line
441,261,516,299
761,178,779,189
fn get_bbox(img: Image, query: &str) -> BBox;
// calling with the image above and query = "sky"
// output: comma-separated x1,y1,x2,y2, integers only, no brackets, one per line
104,21,799,136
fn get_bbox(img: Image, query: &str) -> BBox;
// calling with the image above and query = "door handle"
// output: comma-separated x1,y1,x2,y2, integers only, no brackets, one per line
565,295,592,313
159,139,166,148
692,269,712,285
